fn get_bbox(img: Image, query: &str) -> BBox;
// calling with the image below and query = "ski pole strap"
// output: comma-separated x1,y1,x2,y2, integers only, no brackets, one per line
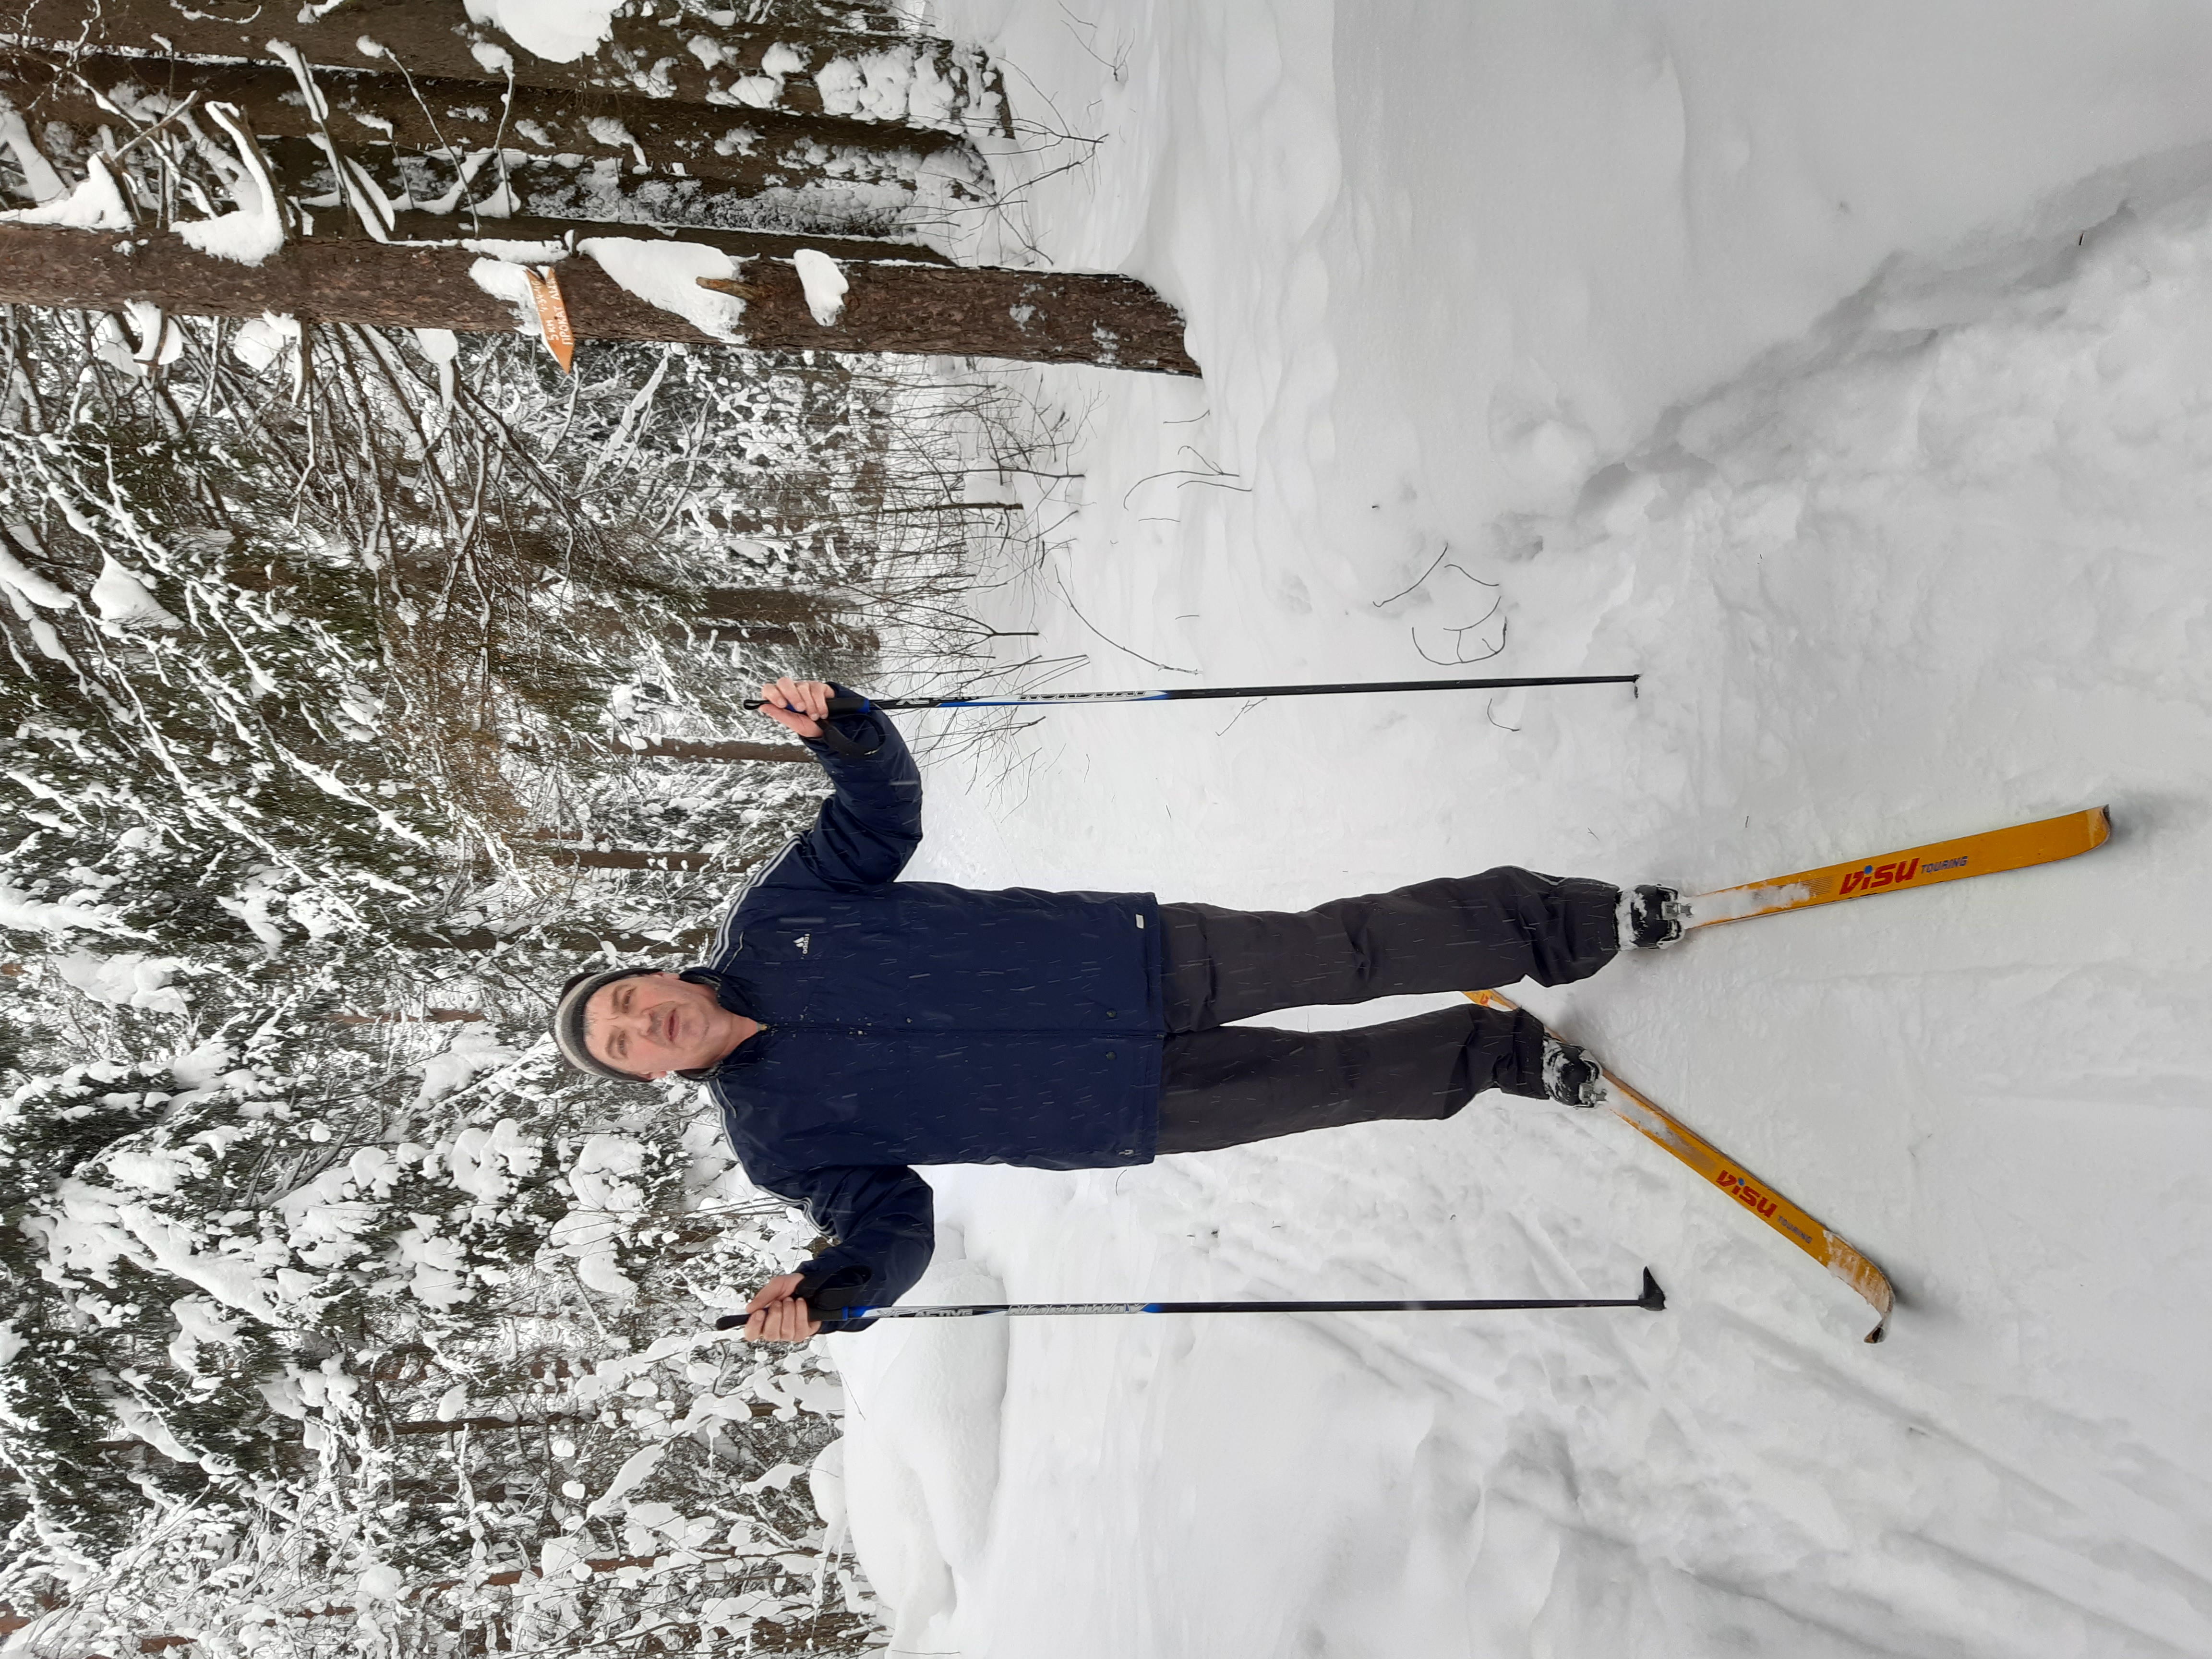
809,716,875,759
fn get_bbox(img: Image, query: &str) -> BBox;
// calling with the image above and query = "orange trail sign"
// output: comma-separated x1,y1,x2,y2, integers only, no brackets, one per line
523,265,575,372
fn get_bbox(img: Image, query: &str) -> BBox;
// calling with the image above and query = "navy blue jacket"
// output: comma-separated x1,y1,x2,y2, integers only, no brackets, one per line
694,702,1162,1327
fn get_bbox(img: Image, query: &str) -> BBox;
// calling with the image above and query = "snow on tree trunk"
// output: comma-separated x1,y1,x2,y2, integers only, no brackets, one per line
540,848,732,871
3,48,984,204
0,224,1201,373
619,739,816,762
10,0,1004,131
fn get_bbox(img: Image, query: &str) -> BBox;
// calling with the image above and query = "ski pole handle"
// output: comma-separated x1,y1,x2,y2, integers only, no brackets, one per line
731,686,875,756
736,691,872,715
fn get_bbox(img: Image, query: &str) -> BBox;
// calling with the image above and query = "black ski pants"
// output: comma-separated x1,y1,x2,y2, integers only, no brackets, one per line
1153,868,1619,1154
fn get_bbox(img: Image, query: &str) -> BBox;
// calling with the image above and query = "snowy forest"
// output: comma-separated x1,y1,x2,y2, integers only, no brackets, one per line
0,2,1119,1654
12,3,2212,1659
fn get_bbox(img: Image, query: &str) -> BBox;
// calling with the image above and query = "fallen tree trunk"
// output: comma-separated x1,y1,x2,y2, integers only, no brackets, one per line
371,212,953,267
0,49,977,196
0,225,1200,373
3,0,997,127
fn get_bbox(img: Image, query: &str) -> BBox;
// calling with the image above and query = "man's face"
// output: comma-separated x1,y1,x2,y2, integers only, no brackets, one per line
583,973,747,1080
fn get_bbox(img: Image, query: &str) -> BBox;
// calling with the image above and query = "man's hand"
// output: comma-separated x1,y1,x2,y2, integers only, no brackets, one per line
742,1271,823,1343
756,676,833,740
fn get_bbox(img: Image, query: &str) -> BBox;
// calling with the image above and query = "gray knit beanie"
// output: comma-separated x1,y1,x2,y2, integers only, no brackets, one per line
552,967,661,1082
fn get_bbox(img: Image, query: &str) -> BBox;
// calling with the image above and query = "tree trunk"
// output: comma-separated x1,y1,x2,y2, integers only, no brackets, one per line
697,587,849,625
687,622,880,651
388,1414,571,1437
621,739,815,762
0,49,979,199
349,148,963,240
0,225,1201,374
253,132,976,243
5,1,1002,129
682,584,879,653
391,925,713,953
386,1401,775,1436
866,500,1022,513
331,1009,487,1024
373,213,951,267
539,848,730,870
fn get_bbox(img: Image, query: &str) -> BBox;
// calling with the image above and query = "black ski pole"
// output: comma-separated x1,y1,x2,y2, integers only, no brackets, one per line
740,672,1638,717
719,1270,1665,1331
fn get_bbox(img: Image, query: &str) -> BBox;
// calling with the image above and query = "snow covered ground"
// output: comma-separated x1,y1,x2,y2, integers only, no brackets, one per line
823,6,2212,1655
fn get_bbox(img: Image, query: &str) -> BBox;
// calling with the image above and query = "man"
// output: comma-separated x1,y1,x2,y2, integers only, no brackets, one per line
553,678,1676,1343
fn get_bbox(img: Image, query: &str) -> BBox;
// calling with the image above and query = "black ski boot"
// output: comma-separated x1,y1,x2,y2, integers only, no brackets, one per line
1619,883,1685,950
1541,1038,1604,1108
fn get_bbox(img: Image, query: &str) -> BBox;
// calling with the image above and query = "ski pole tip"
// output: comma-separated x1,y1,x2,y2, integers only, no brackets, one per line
1638,1268,1666,1311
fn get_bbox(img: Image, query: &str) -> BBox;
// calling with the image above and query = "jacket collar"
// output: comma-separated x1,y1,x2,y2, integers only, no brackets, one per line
679,968,764,1077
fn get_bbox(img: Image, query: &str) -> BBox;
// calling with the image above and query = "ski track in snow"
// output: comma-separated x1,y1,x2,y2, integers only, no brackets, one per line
823,5,2212,1656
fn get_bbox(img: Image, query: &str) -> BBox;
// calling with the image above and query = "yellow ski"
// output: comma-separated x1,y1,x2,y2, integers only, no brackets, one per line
1468,989,1895,1342
1682,806,2110,930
